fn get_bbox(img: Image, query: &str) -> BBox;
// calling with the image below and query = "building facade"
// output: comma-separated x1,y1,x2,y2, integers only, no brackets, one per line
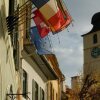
44,54,64,100
71,76,81,93
82,12,100,99
22,50,58,100
0,0,22,99
0,0,66,100
82,12,100,82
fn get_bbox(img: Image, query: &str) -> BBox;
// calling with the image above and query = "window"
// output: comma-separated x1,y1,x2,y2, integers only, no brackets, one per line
56,93,58,100
32,79,35,100
53,89,54,100
26,3,31,39
47,83,49,100
9,0,19,71
50,83,52,100
32,80,45,100
35,81,39,100
40,87,45,100
93,34,98,44
42,89,44,100
23,70,27,98
32,80,39,100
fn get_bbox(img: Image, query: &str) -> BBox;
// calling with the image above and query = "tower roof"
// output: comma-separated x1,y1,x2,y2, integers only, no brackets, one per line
91,12,100,25
82,12,100,37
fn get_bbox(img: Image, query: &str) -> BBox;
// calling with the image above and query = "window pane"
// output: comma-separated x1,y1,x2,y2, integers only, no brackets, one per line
23,70,27,98
40,87,42,100
42,89,44,100
56,93,58,100
50,83,52,100
53,89,54,100
32,79,35,100
93,34,98,44
40,87,45,100
32,80,39,100
35,82,38,100
9,0,19,71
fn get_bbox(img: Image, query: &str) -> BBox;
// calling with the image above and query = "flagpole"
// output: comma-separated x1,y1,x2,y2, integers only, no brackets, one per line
6,0,72,34
13,3,33,17
6,5,35,25
12,0,31,15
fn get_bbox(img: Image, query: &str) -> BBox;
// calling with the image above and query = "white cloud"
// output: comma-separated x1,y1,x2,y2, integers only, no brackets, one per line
53,47,73,54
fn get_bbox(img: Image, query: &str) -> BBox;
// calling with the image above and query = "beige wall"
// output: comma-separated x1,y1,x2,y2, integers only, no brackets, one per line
0,0,19,99
44,55,62,100
22,59,47,100
83,31,100,49
83,31,100,81
47,80,60,100
71,76,81,93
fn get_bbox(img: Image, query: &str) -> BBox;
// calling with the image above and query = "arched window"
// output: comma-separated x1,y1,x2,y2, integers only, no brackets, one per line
93,34,98,44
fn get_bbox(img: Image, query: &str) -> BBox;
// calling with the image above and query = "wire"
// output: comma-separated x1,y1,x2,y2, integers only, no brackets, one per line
6,5,35,28
9,25,32,34
14,3,32,16
6,4,36,33
12,0,32,15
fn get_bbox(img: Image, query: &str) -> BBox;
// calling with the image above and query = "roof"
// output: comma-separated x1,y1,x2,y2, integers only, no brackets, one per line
22,44,58,81
44,54,64,81
82,12,100,37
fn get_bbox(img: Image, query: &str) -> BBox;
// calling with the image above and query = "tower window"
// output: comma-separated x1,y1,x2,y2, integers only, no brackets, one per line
93,34,98,44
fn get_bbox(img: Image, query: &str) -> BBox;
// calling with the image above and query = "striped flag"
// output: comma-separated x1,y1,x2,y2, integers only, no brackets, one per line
32,0,49,8
32,0,60,31
32,0,72,33
60,11,72,29
55,0,72,31
33,10,50,38
39,0,59,20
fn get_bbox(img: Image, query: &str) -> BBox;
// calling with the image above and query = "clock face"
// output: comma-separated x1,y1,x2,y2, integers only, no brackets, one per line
91,47,100,58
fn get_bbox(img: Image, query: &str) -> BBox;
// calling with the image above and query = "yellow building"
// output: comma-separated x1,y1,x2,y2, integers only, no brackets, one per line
82,12,100,82
44,54,64,100
71,76,81,93
82,13,100,100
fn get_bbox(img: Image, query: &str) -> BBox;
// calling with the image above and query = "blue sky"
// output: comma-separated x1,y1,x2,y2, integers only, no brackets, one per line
50,0,100,87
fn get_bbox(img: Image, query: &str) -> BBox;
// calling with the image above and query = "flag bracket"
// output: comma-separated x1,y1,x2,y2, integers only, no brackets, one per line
6,92,31,100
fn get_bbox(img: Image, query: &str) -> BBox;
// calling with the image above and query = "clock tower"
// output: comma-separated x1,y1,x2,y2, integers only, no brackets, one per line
82,12,100,82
